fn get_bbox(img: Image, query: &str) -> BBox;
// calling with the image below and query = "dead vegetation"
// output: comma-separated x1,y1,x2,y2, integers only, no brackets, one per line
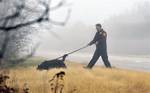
0,70,29,93
0,62,150,93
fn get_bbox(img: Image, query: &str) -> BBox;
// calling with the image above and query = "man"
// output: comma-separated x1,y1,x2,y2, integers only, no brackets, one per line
86,23,111,68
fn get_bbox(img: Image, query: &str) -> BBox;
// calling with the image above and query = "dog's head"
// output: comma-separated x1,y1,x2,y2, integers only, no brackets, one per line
36,64,41,70
37,60,53,70
37,62,46,70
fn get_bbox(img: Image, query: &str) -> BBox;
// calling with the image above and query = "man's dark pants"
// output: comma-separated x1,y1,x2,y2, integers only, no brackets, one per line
87,48,111,68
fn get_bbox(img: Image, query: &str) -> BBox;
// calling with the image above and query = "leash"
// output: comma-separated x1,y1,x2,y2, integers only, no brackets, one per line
55,45,89,59
67,45,89,55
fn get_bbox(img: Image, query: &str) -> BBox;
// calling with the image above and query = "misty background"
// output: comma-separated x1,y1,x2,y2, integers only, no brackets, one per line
36,0,150,56
34,0,150,71
0,0,149,71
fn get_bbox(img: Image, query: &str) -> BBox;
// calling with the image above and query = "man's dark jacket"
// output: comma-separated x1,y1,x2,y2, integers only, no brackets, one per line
89,29,107,54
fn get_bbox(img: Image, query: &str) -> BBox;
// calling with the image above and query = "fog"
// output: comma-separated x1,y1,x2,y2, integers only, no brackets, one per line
35,0,150,57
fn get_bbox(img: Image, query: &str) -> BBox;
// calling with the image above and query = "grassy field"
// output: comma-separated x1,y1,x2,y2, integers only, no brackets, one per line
1,58,150,93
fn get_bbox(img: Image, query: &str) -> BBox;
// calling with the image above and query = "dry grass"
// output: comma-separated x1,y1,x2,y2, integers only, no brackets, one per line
1,62,150,93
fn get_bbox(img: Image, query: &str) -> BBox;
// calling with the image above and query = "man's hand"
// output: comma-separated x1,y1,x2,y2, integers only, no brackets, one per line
87,42,93,46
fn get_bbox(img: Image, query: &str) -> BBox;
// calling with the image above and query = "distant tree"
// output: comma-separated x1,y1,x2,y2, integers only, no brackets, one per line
0,0,71,66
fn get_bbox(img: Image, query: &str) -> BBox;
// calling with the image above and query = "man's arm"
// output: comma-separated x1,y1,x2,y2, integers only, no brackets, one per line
88,32,99,46
102,31,107,38
88,31,107,46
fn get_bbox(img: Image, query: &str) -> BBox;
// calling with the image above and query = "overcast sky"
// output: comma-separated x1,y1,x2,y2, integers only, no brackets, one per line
50,0,148,24
36,0,150,56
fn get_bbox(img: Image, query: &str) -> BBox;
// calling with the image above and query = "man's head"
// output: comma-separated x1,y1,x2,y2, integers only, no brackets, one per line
96,23,102,31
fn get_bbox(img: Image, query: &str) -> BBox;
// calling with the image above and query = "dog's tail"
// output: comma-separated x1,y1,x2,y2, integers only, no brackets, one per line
62,54,68,61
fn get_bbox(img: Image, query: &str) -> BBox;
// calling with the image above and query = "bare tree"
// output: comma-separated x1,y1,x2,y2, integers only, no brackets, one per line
0,0,71,66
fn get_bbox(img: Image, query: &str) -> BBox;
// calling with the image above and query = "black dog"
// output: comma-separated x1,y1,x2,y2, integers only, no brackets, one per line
37,54,68,70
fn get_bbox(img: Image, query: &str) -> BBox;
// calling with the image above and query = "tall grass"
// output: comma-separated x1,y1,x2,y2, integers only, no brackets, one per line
1,62,150,93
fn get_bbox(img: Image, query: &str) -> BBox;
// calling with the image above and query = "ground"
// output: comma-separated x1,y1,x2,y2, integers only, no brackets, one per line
1,57,150,93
